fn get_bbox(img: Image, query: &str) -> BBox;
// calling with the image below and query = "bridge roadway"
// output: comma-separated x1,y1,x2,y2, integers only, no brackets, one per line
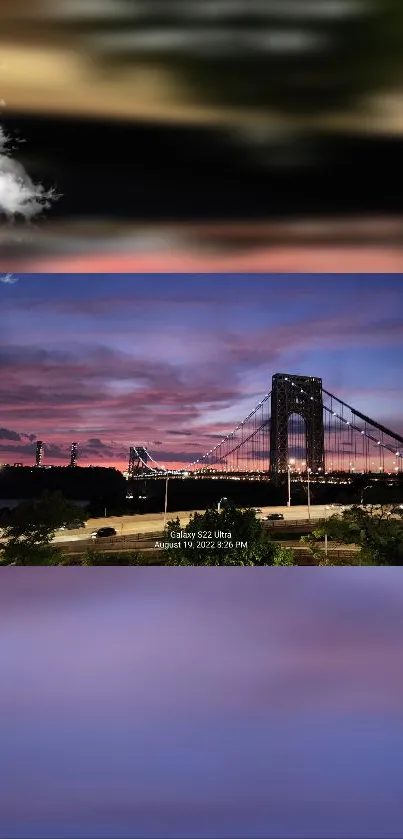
53,504,334,546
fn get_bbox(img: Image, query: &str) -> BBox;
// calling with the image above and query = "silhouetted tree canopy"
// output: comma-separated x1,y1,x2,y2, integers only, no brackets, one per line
1,491,85,565
303,505,403,564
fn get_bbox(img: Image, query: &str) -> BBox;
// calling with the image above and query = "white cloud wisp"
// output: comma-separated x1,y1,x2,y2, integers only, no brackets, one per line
0,126,56,220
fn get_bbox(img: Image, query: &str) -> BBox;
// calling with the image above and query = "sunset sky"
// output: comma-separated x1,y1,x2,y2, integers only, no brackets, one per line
2,568,403,838
1,274,402,470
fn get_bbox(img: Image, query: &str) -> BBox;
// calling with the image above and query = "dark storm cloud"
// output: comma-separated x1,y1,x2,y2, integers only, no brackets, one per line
86,438,108,449
0,427,21,441
0,441,38,458
204,431,234,439
0,346,73,367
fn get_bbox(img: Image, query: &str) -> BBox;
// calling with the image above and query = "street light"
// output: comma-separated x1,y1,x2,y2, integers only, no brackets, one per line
163,476,169,529
287,459,295,507
361,485,372,506
300,461,311,520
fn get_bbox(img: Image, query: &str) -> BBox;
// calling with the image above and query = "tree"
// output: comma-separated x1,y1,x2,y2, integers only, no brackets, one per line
78,550,153,566
1,491,86,565
302,505,403,565
163,504,296,565
271,545,296,566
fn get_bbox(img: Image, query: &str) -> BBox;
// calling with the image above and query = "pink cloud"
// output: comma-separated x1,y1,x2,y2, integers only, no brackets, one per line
8,245,403,274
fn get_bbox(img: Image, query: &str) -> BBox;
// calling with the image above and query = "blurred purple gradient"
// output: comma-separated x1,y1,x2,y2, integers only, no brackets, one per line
1,569,403,838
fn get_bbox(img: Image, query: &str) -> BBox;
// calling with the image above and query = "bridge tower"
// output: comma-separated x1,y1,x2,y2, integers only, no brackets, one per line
128,446,150,476
270,374,325,478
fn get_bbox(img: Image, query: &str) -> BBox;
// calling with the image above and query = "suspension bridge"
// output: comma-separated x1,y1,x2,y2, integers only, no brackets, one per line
127,373,403,481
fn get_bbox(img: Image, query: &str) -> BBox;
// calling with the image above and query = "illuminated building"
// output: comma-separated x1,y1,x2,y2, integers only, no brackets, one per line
35,441,44,467
70,442,78,467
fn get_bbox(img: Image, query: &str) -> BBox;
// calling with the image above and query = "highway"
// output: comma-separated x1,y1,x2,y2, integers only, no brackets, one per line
52,504,336,545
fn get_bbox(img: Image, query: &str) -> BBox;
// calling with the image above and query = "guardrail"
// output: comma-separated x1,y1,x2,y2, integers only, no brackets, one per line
107,531,162,542
295,550,359,561
274,540,357,549
60,538,158,553
59,539,359,562
262,519,315,528
58,531,162,548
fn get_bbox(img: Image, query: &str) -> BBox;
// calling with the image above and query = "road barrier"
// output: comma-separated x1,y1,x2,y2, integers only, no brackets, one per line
294,550,359,562
58,538,359,565
263,519,316,527
58,531,162,550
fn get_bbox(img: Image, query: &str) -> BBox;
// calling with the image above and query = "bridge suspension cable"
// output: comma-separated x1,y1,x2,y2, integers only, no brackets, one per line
129,445,166,475
189,391,271,472
285,376,402,473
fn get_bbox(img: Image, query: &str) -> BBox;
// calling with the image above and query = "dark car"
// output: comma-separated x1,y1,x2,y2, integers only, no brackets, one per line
91,527,117,539
66,520,86,530
264,513,285,521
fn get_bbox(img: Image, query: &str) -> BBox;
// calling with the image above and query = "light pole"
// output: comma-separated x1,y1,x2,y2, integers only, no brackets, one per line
163,476,169,529
287,459,295,507
361,485,372,506
307,467,311,521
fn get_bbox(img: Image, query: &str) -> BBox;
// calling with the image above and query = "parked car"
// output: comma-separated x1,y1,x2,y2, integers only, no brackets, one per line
58,520,86,531
91,527,117,539
264,513,285,521
252,508,262,513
